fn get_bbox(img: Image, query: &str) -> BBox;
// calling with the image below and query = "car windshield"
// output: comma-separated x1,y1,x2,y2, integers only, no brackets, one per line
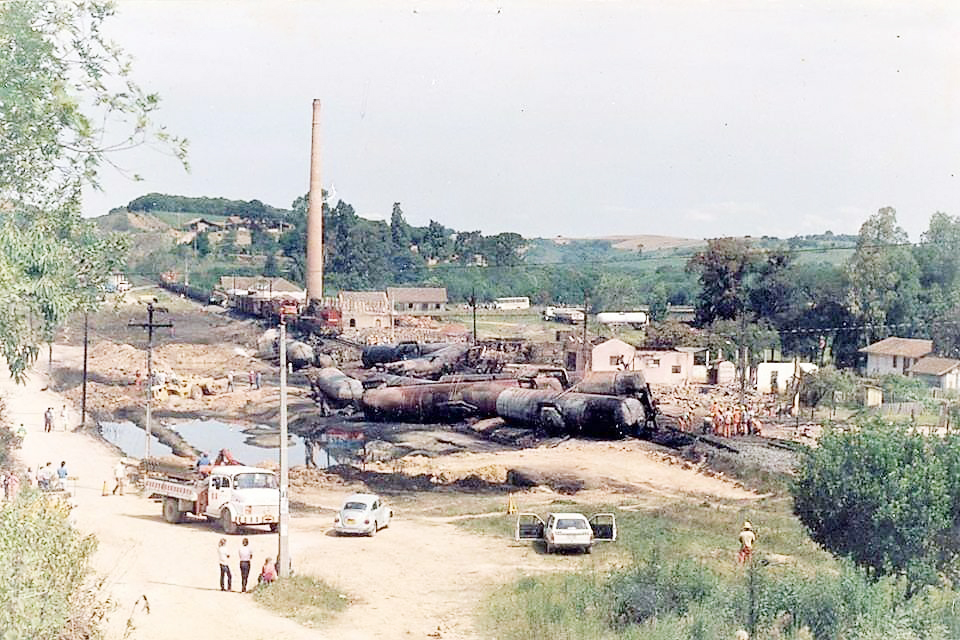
343,501,370,511
556,518,589,530
234,473,278,490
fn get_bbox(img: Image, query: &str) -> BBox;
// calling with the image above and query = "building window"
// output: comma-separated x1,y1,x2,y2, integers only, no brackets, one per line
407,303,413,310
671,365,681,374
892,355,898,368
648,359,660,367
609,356,621,366
349,318,356,328
435,303,441,309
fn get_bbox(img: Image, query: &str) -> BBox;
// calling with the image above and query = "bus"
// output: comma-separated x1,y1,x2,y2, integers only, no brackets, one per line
494,297,530,310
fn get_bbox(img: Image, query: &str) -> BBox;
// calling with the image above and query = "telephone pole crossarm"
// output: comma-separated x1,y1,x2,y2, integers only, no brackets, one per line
128,302,173,459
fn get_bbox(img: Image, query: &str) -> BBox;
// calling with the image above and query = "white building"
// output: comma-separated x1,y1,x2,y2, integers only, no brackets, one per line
859,337,933,376
909,357,960,390
756,361,818,394
588,338,693,384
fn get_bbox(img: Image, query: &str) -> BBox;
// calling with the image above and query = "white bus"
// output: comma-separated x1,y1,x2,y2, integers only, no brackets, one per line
494,297,530,310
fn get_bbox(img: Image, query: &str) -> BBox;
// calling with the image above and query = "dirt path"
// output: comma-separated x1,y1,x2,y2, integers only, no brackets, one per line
4,346,760,640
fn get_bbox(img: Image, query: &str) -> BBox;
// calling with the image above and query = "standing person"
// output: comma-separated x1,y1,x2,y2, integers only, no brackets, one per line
60,404,68,431
238,538,253,592
737,521,756,564
255,371,262,390
5,471,20,500
56,461,69,489
248,370,254,388
227,372,234,393
43,407,53,433
218,538,232,591
112,460,125,495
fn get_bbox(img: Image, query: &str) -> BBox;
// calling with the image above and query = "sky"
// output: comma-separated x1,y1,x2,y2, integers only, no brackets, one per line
83,0,960,242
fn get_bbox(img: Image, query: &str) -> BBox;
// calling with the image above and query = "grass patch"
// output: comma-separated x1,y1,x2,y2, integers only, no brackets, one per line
474,493,960,639
252,574,349,627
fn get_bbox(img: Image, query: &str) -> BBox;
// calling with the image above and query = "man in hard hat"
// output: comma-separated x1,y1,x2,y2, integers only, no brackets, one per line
738,521,756,564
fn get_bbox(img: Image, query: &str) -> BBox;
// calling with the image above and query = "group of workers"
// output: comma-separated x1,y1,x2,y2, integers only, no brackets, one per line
709,402,763,437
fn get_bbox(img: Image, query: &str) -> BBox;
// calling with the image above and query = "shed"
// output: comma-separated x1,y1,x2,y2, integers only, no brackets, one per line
387,287,448,315
338,291,391,330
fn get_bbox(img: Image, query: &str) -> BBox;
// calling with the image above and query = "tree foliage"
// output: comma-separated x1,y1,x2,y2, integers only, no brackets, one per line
793,418,960,595
687,237,758,324
0,491,98,639
846,207,921,342
0,0,186,379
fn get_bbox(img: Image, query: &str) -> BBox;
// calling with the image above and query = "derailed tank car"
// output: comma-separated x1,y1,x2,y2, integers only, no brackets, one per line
495,388,646,438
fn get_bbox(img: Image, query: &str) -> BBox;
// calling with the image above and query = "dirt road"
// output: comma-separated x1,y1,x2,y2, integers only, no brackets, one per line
4,345,759,639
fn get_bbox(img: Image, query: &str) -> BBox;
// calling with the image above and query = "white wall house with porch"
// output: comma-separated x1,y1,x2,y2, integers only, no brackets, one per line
909,357,960,390
859,337,932,376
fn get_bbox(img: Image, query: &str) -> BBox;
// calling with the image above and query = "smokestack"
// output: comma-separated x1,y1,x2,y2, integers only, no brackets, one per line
305,99,324,307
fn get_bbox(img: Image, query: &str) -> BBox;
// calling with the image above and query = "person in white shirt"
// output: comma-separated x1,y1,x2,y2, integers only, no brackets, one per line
238,538,253,592
218,538,232,591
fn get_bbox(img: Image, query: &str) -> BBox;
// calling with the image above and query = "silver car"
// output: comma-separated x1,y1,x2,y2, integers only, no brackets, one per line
333,493,392,536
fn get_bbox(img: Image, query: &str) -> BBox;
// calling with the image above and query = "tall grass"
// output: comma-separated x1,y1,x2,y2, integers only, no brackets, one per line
476,500,960,640
252,574,349,627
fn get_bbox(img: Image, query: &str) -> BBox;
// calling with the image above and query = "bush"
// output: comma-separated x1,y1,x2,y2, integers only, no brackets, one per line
0,491,98,639
252,574,349,627
793,418,960,594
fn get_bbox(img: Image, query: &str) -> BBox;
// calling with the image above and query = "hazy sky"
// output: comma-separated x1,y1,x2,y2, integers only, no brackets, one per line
83,0,960,241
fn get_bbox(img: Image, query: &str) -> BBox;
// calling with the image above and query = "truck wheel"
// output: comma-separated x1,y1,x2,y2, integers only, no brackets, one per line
162,498,182,524
584,545,592,554
221,508,238,534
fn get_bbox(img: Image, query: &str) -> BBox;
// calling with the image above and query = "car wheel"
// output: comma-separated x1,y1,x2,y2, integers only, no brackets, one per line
162,498,182,524
584,545,592,554
221,508,238,534
370,521,378,535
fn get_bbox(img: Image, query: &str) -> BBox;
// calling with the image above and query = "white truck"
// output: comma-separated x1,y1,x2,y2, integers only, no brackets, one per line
143,461,280,534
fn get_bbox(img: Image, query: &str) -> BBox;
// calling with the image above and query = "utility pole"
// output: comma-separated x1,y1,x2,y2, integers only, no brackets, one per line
129,302,172,459
581,291,589,377
81,313,89,428
470,288,477,345
277,310,291,577
739,310,747,406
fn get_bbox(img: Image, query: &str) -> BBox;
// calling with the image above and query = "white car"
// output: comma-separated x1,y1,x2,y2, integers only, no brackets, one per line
333,493,392,536
516,511,616,554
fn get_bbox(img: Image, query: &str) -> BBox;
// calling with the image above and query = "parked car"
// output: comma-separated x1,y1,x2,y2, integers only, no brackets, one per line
333,493,392,536
515,511,616,553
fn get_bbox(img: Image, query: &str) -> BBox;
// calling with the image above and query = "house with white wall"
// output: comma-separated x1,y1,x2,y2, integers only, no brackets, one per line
909,357,960,390
756,361,818,394
588,338,693,384
859,337,932,376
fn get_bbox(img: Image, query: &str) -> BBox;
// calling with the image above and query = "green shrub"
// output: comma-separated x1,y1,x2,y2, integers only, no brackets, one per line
0,491,97,639
252,573,349,627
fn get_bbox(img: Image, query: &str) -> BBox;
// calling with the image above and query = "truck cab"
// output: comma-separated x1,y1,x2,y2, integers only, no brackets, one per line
204,466,280,533
147,464,280,534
